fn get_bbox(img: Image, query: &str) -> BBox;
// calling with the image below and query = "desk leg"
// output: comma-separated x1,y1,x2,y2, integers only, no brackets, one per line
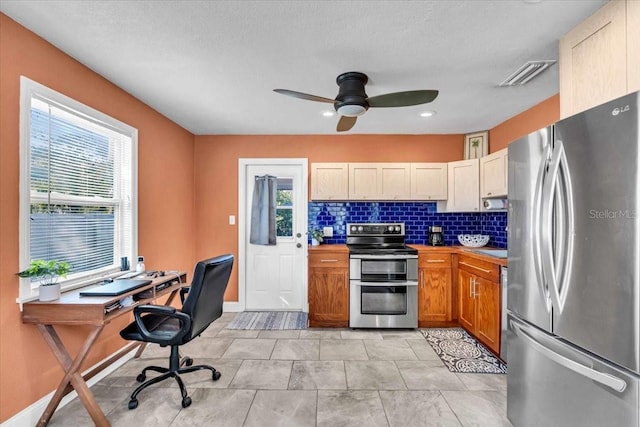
36,324,109,427
133,288,180,359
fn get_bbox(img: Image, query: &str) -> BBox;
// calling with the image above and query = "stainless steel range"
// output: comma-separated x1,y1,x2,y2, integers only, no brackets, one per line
347,223,418,329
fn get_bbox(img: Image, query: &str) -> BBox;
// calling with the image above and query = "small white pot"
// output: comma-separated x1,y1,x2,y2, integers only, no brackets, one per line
311,238,320,246
39,283,61,301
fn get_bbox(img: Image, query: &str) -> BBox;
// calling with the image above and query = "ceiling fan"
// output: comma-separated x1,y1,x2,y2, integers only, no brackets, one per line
274,71,438,132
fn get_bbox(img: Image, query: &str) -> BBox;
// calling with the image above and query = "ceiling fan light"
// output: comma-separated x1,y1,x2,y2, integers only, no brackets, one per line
337,104,367,117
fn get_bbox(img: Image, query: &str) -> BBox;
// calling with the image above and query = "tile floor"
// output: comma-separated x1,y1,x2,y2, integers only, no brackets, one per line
49,313,512,426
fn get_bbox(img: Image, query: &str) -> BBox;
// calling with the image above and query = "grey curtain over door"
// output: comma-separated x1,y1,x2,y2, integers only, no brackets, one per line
250,175,277,245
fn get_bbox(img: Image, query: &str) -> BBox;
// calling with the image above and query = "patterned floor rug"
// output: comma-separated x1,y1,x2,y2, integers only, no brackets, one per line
421,327,507,374
226,311,308,330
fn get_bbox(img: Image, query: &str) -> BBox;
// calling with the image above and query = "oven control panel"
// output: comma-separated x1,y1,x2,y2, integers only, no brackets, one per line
347,223,405,236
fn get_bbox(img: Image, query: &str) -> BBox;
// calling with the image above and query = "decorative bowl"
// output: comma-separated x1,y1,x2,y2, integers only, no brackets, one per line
457,234,490,247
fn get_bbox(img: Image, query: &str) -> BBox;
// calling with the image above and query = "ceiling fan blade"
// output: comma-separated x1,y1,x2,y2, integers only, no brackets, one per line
367,90,439,108
273,89,335,103
337,115,357,132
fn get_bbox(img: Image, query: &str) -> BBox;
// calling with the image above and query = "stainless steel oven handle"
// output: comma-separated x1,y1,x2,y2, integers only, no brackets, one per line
350,280,418,287
349,254,418,259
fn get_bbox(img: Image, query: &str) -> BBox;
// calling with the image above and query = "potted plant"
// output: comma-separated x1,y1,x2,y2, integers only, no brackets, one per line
310,229,324,246
17,259,71,301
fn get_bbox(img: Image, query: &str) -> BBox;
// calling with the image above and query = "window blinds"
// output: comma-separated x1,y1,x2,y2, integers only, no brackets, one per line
28,96,133,281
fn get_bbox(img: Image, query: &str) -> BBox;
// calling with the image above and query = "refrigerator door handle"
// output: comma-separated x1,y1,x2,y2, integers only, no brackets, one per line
510,319,627,393
540,140,575,311
532,142,552,309
554,141,574,309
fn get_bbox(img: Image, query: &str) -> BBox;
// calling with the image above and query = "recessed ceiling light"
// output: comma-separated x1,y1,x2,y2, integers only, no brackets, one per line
322,111,335,117
420,111,436,118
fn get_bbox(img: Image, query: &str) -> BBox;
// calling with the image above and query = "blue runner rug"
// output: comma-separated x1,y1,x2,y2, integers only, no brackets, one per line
226,311,308,330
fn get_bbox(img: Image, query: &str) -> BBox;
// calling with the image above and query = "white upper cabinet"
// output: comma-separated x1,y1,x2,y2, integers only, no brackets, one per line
348,163,379,200
480,148,508,198
379,163,412,200
440,158,479,212
628,0,640,93
559,0,636,118
310,163,349,200
348,163,411,200
410,163,448,200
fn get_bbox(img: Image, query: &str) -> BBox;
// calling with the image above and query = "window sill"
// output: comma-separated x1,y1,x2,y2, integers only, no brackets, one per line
17,268,124,309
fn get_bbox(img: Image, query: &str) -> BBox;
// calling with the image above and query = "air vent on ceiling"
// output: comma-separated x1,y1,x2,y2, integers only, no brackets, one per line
499,60,557,86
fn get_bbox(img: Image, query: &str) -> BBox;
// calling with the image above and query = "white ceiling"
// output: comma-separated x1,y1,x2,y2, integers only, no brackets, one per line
1,0,606,135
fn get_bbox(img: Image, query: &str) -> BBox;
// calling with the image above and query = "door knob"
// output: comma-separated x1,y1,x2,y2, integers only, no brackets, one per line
296,233,302,238
296,243,302,248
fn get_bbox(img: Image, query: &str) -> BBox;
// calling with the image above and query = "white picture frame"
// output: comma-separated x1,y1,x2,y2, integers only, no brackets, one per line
464,131,489,159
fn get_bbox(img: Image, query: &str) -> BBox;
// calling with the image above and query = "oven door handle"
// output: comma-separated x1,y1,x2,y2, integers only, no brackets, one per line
349,254,418,260
350,280,418,287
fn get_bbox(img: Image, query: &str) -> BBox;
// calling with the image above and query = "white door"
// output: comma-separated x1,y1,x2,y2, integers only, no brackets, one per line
240,159,308,311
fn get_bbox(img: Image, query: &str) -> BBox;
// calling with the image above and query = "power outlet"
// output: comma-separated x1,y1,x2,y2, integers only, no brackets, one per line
322,226,333,237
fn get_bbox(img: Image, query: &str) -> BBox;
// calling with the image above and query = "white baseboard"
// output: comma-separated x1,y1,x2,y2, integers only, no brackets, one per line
223,301,242,312
1,347,137,427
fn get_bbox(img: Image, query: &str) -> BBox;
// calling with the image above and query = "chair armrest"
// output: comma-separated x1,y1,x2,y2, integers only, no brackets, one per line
133,304,177,316
132,304,191,346
179,286,190,305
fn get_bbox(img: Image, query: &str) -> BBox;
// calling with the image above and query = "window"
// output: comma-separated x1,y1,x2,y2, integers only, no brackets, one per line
276,178,293,238
18,77,138,301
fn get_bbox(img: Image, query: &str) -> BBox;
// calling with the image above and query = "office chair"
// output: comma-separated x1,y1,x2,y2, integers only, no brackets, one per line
120,254,234,409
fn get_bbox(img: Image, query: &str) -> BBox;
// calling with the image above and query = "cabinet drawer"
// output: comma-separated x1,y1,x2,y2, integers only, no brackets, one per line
419,252,451,268
309,253,349,268
457,255,499,282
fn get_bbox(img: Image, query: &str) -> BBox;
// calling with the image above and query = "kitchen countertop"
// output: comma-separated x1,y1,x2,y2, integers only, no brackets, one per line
308,244,507,266
410,244,508,266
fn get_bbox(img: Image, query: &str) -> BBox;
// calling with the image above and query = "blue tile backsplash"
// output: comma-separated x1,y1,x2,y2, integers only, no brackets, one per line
308,202,507,248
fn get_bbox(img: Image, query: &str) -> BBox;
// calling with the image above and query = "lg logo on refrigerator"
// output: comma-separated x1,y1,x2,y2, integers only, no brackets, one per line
611,105,631,116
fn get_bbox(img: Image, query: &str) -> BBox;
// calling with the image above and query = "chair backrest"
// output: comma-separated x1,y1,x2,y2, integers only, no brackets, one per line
181,254,234,340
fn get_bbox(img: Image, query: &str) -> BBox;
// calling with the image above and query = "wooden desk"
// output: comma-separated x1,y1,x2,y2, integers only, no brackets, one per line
22,272,187,427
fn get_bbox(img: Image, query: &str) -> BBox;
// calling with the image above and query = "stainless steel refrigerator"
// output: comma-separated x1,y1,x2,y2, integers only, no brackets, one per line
507,91,640,427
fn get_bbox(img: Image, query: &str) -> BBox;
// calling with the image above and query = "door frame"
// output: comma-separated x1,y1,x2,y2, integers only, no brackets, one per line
237,158,309,312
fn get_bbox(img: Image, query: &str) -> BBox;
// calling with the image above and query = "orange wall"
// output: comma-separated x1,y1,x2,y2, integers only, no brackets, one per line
0,14,195,421
193,134,463,300
489,94,560,152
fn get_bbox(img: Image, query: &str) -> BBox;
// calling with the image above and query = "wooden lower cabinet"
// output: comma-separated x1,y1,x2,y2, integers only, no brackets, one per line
475,276,500,353
458,268,476,331
457,255,501,356
308,251,349,327
418,252,452,324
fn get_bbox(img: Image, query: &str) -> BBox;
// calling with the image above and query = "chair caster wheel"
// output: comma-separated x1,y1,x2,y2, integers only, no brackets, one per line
136,373,146,382
212,371,221,381
184,357,193,366
182,396,192,408
128,399,138,410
